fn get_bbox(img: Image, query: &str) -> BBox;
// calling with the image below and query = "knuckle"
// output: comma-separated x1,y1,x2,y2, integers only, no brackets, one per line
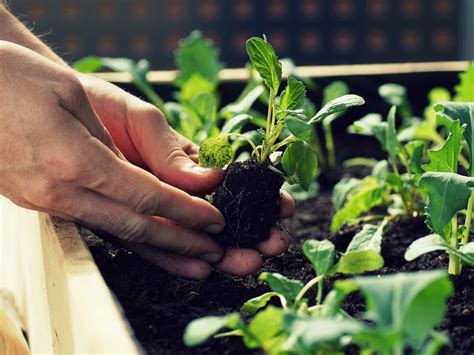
120,218,147,243
135,192,162,215
28,179,61,208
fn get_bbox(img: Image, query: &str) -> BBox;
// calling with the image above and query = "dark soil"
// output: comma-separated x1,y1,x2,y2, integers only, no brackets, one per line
84,193,474,355
211,159,283,247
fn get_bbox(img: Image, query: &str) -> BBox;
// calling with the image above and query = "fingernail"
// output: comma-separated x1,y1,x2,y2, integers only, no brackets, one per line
205,224,224,234
200,252,222,263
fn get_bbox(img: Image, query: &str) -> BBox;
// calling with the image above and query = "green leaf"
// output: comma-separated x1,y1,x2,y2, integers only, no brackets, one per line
338,270,453,350
423,120,463,173
405,234,474,267
332,178,362,210
454,63,474,102
282,180,319,201
303,240,335,276
386,106,403,161
379,83,407,106
221,114,251,135
183,313,240,347
282,314,364,352
418,172,474,236
282,141,318,190
246,37,282,93
404,140,425,174
175,30,222,87
259,273,304,303
434,102,474,174
244,306,285,350
333,220,387,274
199,136,233,168
333,250,384,275
221,85,264,117
309,95,365,124
420,332,450,355
331,177,384,232
241,292,281,314
180,74,216,102
73,56,103,73
349,113,387,149
279,76,306,112
192,92,217,121
284,116,313,142
322,81,350,125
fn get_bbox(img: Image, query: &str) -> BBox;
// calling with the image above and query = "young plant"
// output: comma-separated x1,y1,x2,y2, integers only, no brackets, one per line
184,267,453,355
405,101,474,275
199,36,364,247
331,105,425,232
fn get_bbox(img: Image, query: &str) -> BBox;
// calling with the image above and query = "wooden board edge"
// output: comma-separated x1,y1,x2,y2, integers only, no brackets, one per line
39,214,142,354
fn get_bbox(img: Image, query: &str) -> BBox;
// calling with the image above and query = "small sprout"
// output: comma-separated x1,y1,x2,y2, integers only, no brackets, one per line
199,136,233,168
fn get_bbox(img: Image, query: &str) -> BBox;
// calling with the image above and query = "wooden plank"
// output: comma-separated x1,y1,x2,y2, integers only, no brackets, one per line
92,61,470,84
39,214,142,354
0,197,141,353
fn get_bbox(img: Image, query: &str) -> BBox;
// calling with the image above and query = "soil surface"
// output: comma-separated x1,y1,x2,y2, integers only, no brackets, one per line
212,159,283,247
84,194,473,355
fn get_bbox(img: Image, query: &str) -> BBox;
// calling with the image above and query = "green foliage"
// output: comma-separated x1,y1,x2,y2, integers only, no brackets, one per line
434,101,474,175
333,220,387,274
185,270,453,354
405,234,474,267
331,177,384,232
175,30,222,87
423,120,464,173
259,273,304,303
339,270,453,351
183,313,240,347
309,95,365,124
278,76,306,113
418,172,474,236
282,141,318,190
245,37,282,93
198,136,233,168
454,62,474,102
302,240,335,276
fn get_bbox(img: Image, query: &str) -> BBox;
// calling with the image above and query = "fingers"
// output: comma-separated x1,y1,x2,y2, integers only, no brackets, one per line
60,187,224,261
110,240,213,279
129,106,224,194
280,190,295,218
78,144,224,232
215,248,263,276
256,229,290,256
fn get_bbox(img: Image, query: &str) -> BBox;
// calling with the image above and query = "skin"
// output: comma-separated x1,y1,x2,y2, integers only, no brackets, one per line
0,6,295,279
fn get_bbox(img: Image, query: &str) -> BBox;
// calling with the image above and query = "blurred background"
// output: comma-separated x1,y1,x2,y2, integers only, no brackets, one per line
6,0,474,69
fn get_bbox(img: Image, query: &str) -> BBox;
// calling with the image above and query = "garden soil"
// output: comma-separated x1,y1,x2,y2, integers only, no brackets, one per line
85,193,473,354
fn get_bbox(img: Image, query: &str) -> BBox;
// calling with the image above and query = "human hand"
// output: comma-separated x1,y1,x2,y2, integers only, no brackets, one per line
78,73,295,278
0,41,227,270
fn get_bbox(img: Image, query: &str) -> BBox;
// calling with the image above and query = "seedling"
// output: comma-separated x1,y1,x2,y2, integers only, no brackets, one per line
184,265,453,355
405,101,474,275
199,36,364,247
331,105,426,232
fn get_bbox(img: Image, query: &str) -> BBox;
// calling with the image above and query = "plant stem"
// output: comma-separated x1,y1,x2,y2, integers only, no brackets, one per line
271,136,298,152
316,279,324,305
462,189,474,246
226,133,259,158
294,275,324,305
391,161,411,215
448,215,461,275
323,123,336,168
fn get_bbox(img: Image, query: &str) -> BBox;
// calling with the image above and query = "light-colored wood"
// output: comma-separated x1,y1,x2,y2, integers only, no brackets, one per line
92,61,470,84
0,197,141,354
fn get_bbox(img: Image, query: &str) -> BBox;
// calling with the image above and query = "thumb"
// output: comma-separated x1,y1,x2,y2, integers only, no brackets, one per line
131,107,224,195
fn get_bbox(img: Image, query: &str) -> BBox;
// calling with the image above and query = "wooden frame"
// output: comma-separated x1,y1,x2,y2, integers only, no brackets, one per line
0,198,141,354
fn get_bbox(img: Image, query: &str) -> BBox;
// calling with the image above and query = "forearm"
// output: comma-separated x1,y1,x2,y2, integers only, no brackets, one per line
0,4,67,66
